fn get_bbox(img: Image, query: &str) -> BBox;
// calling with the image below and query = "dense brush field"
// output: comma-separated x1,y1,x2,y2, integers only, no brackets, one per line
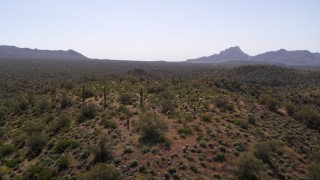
0,59,320,179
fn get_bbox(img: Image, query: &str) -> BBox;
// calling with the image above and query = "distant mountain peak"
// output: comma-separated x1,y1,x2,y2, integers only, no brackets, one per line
218,46,248,58
187,46,249,63
186,46,320,66
0,45,88,60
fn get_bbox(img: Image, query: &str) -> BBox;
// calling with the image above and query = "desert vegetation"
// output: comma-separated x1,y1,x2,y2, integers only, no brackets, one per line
0,59,319,179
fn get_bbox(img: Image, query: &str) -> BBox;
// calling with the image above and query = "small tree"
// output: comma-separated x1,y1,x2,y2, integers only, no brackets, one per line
237,152,263,180
82,163,121,180
61,93,72,109
135,112,168,144
92,137,113,163
140,86,144,108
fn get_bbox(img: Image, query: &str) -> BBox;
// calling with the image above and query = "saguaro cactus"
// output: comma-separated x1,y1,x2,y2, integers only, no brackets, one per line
82,85,85,107
103,86,107,109
140,86,144,108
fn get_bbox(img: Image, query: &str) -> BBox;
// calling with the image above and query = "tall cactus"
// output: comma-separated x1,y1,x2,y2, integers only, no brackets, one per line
103,86,107,109
82,85,85,107
140,86,144,108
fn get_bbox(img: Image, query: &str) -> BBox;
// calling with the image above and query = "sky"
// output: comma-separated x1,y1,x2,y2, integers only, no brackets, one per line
1,0,320,61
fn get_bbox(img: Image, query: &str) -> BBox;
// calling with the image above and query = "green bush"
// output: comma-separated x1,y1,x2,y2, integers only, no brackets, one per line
167,167,177,175
79,103,97,121
26,133,48,158
213,153,226,162
56,155,70,171
236,120,249,129
0,143,15,158
123,146,134,154
0,106,7,125
308,162,320,180
147,83,165,94
92,137,113,163
16,96,29,112
103,118,117,129
178,126,193,137
201,114,211,122
237,152,263,180
135,112,168,144
161,100,175,114
119,92,134,105
82,163,121,180
25,121,44,135
285,102,296,116
48,114,70,134
253,141,272,163
83,87,96,98
130,160,138,168
60,93,72,109
248,115,256,125
294,106,320,132
215,96,234,112
35,99,49,115
259,94,279,112
25,164,56,180
54,139,79,153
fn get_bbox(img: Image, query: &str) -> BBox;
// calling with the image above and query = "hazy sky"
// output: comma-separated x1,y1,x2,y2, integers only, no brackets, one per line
1,0,319,61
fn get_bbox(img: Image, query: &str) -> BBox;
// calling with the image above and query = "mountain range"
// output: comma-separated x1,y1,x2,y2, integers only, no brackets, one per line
0,45,88,60
186,46,320,66
1,45,320,66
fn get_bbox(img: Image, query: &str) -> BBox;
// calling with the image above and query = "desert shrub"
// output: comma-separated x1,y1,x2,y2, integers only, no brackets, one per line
201,114,211,122
308,162,320,180
25,121,44,135
35,99,49,114
285,102,296,116
26,133,48,158
167,167,177,174
184,113,194,122
248,115,256,125
92,137,113,163
56,155,70,171
79,103,97,121
119,92,134,105
161,100,175,114
237,152,263,180
135,112,168,144
178,126,192,137
130,160,138,168
213,172,222,179
82,163,121,180
253,141,272,163
102,118,117,129
0,106,7,125
267,98,280,111
6,157,22,168
159,90,175,100
25,164,56,180
215,96,234,112
0,144,15,158
48,114,70,134
236,120,249,129
60,93,72,109
123,146,134,154
83,87,96,98
16,95,29,112
259,94,279,112
54,139,79,153
147,83,165,94
189,164,198,173
294,106,320,131
213,153,226,162
308,147,320,180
